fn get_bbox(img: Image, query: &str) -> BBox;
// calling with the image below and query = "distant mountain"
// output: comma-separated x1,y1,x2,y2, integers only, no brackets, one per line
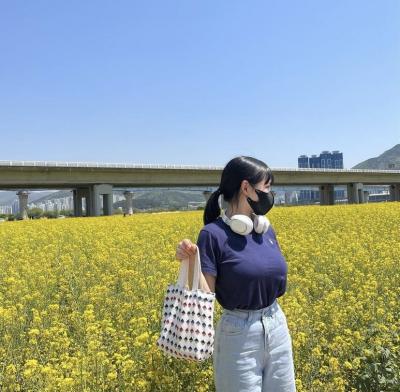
36,189,205,210
0,189,206,211
114,190,205,210
352,144,400,170
32,190,73,204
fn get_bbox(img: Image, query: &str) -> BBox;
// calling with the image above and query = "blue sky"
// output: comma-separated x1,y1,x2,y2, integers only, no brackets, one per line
0,1,399,169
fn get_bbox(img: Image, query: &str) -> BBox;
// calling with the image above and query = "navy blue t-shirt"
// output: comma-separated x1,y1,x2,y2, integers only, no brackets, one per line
196,216,288,310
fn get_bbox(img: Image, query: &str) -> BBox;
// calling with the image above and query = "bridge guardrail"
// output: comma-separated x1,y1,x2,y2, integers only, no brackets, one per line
0,160,400,173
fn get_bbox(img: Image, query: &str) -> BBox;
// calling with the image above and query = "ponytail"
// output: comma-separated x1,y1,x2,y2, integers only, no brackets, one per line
203,188,222,225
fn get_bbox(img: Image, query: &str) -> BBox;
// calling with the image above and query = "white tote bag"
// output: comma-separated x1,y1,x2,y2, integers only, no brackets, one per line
156,246,216,361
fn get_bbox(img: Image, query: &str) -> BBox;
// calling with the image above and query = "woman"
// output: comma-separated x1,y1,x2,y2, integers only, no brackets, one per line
175,156,296,392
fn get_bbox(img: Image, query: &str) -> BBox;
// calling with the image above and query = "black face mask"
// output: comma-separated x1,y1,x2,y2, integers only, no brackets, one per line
246,187,274,215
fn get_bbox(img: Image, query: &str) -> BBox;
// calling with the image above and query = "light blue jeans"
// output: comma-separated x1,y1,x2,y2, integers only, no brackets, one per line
213,299,296,392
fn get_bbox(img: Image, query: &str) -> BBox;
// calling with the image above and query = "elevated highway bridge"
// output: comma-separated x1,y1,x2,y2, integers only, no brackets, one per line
1,160,399,218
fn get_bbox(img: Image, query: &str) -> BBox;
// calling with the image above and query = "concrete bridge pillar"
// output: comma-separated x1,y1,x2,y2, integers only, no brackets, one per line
88,184,113,216
72,190,79,216
73,188,87,216
123,191,134,215
319,184,335,205
16,190,29,219
347,182,365,204
103,193,113,216
389,184,400,201
73,184,113,217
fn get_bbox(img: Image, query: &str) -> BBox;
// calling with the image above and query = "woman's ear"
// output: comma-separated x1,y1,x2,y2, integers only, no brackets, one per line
241,179,251,197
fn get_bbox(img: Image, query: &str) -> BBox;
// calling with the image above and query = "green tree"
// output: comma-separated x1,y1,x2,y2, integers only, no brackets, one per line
28,207,44,219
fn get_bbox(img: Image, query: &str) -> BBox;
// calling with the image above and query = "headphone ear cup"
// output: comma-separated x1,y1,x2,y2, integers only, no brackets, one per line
253,215,270,234
229,214,254,235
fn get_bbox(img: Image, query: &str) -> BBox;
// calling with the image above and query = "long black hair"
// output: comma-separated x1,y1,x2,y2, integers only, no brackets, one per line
203,156,274,225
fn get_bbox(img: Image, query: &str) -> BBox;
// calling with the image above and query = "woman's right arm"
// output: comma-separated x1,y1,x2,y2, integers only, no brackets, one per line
201,273,216,293
175,239,216,293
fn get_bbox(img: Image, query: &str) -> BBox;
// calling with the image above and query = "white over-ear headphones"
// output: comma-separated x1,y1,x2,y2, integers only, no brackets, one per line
220,209,270,236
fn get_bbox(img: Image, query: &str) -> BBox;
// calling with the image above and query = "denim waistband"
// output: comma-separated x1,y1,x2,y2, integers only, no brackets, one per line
221,299,280,322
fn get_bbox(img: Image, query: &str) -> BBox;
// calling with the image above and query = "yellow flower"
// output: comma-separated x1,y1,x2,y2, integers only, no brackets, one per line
0,203,398,391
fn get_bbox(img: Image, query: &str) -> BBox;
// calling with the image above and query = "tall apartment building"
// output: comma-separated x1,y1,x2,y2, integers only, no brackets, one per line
298,151,344,169
297,150,345,202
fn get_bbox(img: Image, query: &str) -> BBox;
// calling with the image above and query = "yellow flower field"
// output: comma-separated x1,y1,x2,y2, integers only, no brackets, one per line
0,202,399,391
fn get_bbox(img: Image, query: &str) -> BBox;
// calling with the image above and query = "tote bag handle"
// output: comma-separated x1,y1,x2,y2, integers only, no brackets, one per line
177,246,201,290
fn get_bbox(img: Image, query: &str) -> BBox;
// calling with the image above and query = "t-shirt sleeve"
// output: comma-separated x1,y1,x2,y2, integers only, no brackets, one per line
269,226,282,251
196,229,219,277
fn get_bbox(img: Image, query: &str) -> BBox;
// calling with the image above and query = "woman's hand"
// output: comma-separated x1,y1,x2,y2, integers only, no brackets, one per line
175,239,197,262
175,238,214,293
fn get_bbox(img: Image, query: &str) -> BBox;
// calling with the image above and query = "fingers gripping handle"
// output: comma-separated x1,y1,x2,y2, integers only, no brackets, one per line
177,246,201,290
